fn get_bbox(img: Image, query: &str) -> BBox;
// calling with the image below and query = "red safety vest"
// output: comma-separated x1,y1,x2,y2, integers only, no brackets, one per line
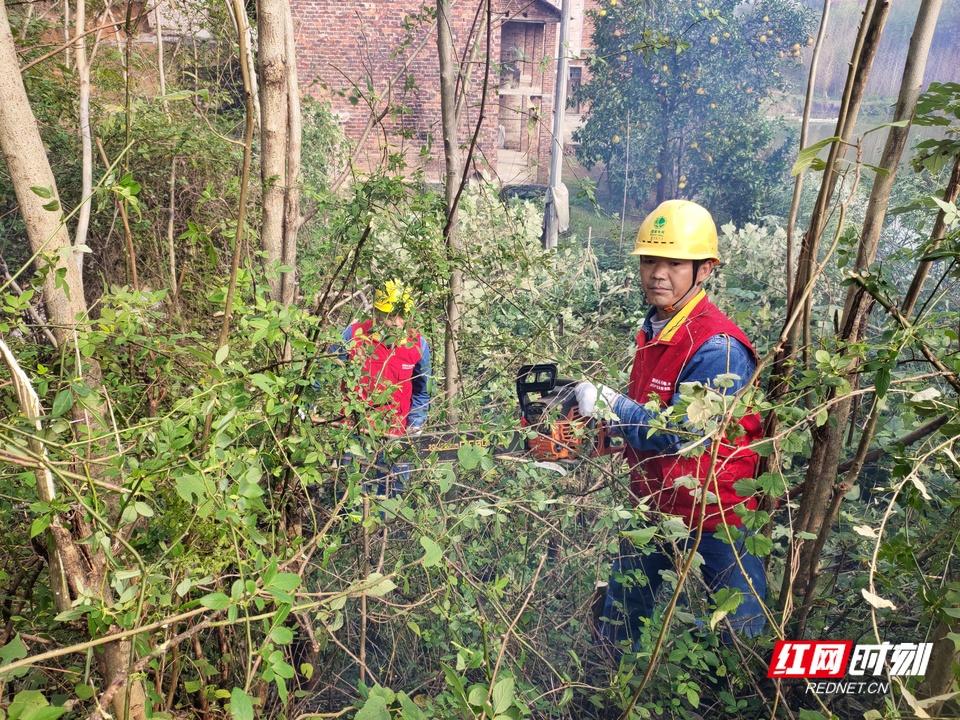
625,293,763,531
347,319,423,436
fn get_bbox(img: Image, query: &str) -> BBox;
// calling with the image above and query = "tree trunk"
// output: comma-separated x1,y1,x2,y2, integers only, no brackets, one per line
784,0,890,361
901,155,960,317
437,0,462,420
281,0,301,308
73,0,92,279
226,0,261,132
258,0,288,303
0,7,147,716
786,0,831,299
154,3,167,106
790,0,943,628
918,615,960,716
766,0,890,514
0,2,85,341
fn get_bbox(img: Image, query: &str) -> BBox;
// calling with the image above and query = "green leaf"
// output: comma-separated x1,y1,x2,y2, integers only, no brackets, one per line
492,677,515,714
744,534,773,557
457,444,483,470
229,688,254,720
51,389,73,418
791,136,840,176
0,634,29,679
709,588,743,630
41,199,60,212
215,344,230,365
0,634,28,666
419,536,443,568
29,515,51,539
467,684,488,708
622,526,657,548
875,367,891,399
7,691,66,720
363,573,397,598
436,465,454,494
175,475,207,504
269,626,294,645
20,706,67,720
355,694,390,720
755,473,786,496
397,691,426,720
30,186,52,199
267,573,301,593
134,501,154,518
862,118,911,136
199,592,230,610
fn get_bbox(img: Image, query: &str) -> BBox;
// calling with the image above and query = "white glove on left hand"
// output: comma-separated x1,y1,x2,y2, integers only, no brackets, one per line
574,381,621,419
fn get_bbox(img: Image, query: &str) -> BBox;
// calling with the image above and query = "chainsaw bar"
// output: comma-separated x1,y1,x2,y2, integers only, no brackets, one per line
395,430,527,462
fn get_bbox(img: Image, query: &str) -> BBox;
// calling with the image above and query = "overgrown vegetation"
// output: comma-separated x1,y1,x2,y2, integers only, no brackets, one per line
1,1,959,720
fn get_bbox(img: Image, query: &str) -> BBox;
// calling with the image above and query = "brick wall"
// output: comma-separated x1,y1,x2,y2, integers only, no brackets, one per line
291,0,562,184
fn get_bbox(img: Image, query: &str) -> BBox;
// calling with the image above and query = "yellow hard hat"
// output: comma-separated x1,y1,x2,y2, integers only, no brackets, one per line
631,199,719,261
373,279,414,315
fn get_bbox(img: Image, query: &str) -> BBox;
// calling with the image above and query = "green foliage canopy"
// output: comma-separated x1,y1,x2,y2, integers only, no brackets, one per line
575,0,814,223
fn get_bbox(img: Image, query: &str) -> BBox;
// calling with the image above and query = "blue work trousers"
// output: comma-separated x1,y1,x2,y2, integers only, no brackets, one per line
598,531,767,647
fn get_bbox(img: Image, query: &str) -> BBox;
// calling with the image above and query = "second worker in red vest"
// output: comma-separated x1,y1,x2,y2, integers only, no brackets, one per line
575,200,767,647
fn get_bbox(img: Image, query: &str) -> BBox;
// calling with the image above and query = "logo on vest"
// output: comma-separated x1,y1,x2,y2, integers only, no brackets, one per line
401,363,416,371
649,377,673,393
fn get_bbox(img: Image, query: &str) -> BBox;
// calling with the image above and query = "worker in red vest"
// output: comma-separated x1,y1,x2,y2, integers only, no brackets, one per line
575,199,767,647
341,279,431,437
338,280,431,496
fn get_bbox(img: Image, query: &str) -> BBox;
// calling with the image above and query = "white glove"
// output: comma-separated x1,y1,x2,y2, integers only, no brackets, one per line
574,381,621,418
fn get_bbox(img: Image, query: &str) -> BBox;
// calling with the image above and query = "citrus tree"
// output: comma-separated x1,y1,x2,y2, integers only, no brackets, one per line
575,0,813,223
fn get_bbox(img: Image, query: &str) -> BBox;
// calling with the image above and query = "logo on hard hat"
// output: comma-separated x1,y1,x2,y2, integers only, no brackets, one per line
650,214,668,239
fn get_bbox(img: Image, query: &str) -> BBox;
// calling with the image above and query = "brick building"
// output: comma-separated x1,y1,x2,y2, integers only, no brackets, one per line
291,0,596,185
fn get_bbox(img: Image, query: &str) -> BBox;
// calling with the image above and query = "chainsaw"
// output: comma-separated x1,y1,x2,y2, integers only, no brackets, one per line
396,363,621,464
516,363,623,462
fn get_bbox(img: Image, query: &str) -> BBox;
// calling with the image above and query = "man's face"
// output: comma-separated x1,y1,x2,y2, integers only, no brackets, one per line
385,314,406,329
639,256,713,312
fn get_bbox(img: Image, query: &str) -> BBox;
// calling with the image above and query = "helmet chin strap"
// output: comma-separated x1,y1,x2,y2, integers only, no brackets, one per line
662,260,703,314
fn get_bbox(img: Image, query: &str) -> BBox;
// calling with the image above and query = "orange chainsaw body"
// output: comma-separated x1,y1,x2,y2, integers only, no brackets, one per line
517,364,622,462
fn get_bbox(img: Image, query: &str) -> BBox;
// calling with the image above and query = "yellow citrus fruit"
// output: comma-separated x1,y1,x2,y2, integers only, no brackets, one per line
759,34,767,43
710,35,719,44
612,134,621,144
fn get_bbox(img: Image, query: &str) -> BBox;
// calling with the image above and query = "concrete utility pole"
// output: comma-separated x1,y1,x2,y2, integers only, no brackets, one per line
542,0,571,250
